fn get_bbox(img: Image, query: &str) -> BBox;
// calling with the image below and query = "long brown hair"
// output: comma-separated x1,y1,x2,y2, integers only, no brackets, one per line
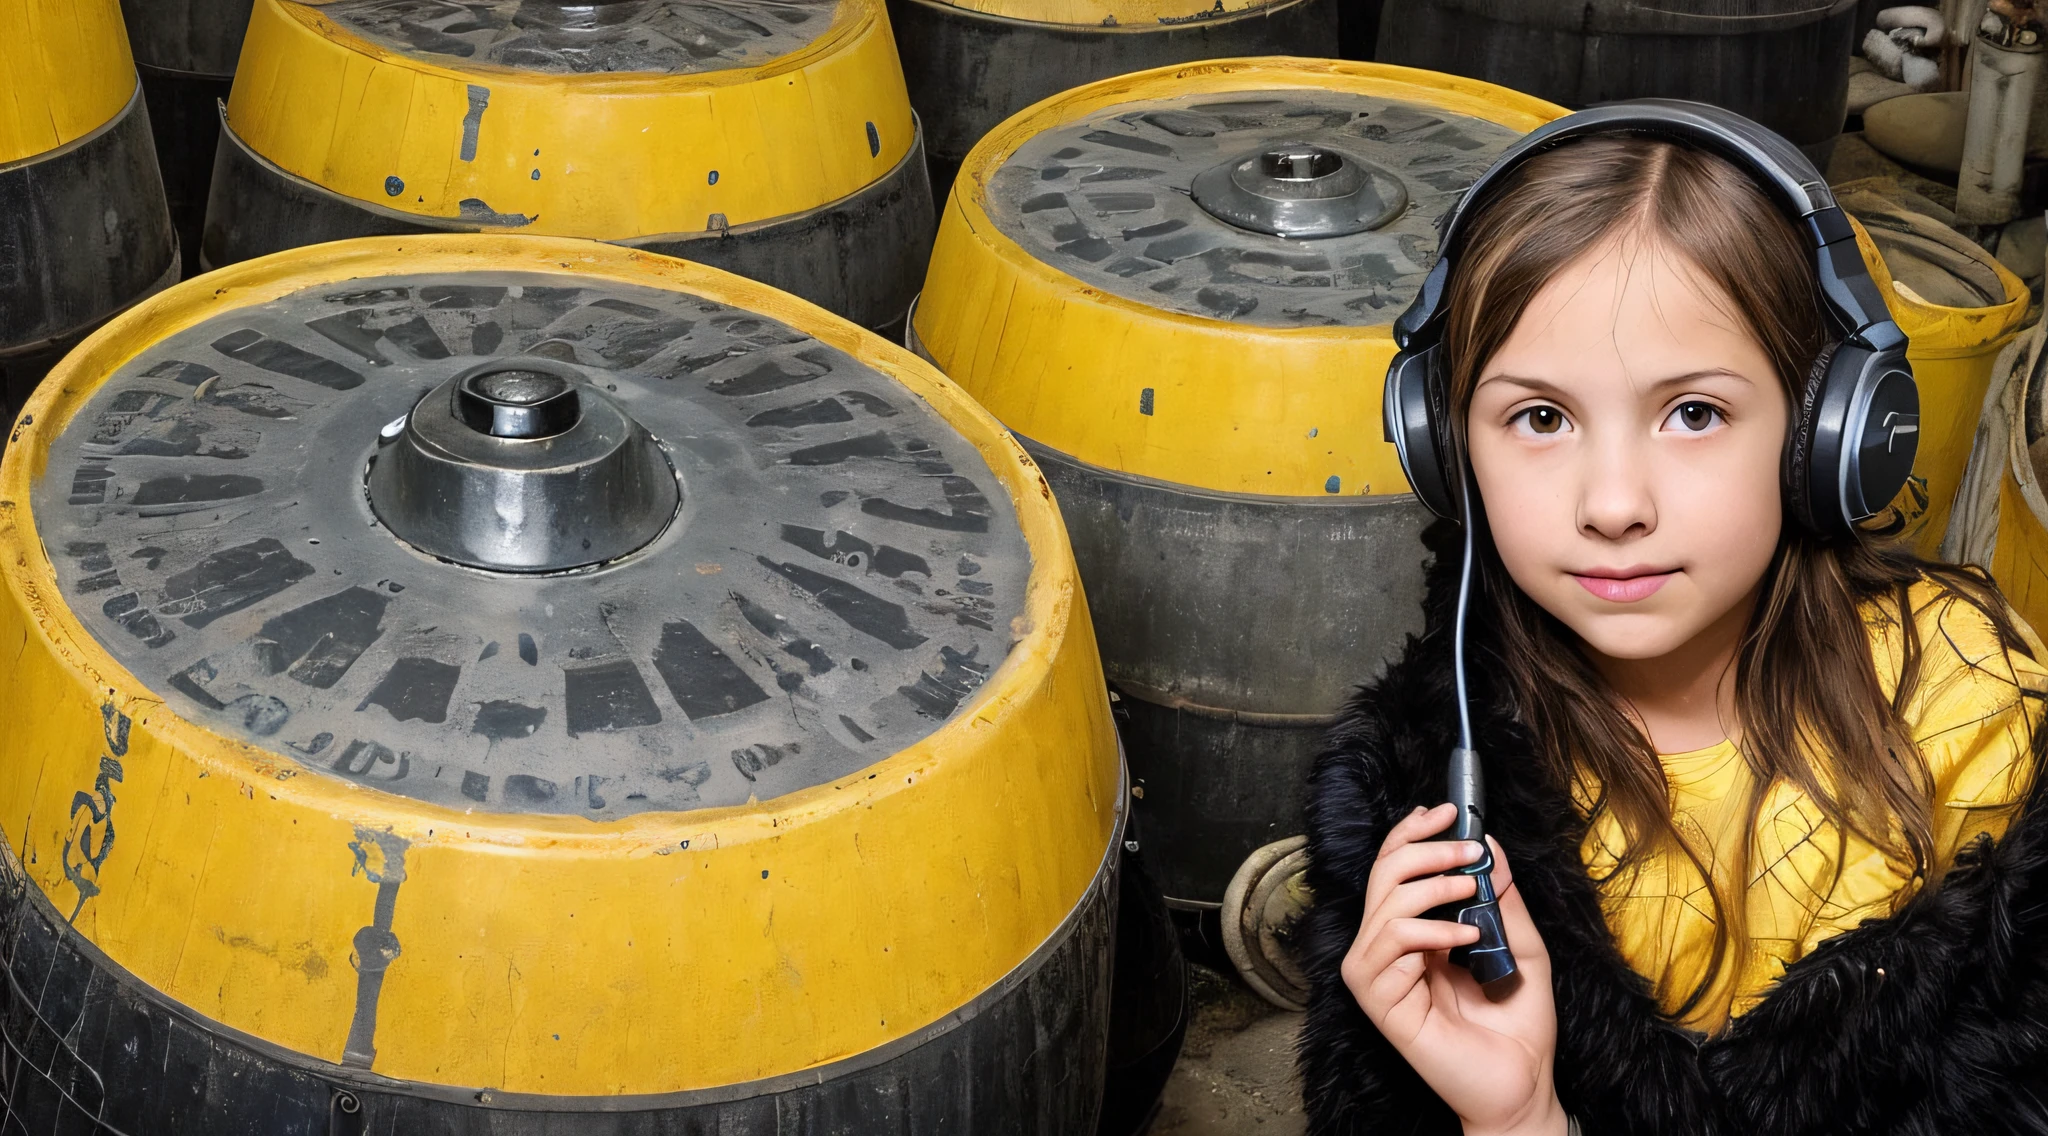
1440,136,2032,1022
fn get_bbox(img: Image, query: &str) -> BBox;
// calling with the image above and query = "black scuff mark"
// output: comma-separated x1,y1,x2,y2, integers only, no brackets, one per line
898,646,991,720
756,557,927,650
253,586,393,687
472,701,545,740
356,657,460,724
781,431,895,466
158,538,315,629
211,329,363,390
777,526,929,579
746,397,853,429
460,84,489,162
733,591,835,675
457,199,535,227
342,827,409,1069
838,714,874,743
859,476,993,533
649,620,770,721
563,658,662,736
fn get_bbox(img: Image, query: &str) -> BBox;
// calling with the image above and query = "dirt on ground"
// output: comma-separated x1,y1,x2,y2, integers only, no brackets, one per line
1149,964,1306,1135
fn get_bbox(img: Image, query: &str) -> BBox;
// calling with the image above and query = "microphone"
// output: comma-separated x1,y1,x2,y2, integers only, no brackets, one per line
1428,469,1517,985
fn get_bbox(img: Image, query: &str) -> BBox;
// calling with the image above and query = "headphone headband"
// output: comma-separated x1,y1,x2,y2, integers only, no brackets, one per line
1383,99,1917,539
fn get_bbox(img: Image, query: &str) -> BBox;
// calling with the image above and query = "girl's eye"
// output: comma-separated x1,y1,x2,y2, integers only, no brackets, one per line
1514,406,1567,435
1666,402,1724,432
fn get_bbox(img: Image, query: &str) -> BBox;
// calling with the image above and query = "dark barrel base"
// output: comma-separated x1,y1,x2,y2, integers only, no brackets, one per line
1376,0,1857,162
1098,842,1187,1136
1019,436,1430,907
889,0,1339,200
1115,693,1330,908
202,113,935,335
0,828,1115,1134
0,84,179,414
137,68,233,281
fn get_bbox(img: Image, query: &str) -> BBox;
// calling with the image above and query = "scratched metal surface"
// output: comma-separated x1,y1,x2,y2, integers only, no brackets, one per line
983,90,1523,328
31,272,1030,817
311,0,838,74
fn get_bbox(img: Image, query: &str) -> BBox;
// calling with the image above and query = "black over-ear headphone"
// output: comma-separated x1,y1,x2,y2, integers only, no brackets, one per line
1382,101,1920,988
1383,98,1920,540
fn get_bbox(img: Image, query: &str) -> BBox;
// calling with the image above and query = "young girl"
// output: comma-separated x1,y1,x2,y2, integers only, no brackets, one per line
1298,128,2048,1133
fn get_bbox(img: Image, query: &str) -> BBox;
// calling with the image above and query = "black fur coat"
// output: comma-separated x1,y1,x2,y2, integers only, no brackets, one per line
1297,523,2048,1135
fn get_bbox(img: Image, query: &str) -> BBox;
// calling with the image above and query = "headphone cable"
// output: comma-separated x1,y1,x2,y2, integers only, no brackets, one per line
1454,466,1475,752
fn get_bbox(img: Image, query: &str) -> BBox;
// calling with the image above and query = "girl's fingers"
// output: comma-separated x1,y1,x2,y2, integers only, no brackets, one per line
1364,828,1487,912
1489,838,1549,965
1348,912,1482,1004
1376,803,1460,860
1367,870,1480,929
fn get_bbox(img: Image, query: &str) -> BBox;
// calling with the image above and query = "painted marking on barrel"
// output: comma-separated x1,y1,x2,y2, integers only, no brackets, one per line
651,620,770,720
62,705,130,922
384,175,403,196
1139,388,1154,415
357,658,460,724
757,557,927,649
866,121,880,157
159,539,316,629
211,329,363,390
460,85,489,162
859,476,992,533
343,827,409,1068
563,658,663,736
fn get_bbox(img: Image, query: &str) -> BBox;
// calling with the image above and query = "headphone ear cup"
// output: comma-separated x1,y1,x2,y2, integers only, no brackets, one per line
1783,340,1839,534
1385,346,1458,520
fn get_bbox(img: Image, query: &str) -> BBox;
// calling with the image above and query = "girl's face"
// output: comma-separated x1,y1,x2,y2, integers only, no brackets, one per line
1466,233,1789,664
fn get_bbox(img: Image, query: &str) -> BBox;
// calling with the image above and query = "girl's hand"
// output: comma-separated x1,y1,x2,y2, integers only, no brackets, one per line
1341,803,1566,1136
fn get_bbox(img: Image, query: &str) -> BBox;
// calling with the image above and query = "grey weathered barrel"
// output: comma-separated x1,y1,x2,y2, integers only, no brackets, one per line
119,0,253,279
889,0,1340,198
1377,0,1860,161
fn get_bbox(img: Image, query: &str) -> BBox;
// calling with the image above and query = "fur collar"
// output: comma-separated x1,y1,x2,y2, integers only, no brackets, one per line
1296,521,2048,1135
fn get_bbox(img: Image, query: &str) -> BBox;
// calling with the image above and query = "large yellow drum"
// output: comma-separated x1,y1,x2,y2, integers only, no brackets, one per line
0,236,1120,1131
912,58,1561,905
0,0,178,418
1837,198,2031,553
202,0,932,332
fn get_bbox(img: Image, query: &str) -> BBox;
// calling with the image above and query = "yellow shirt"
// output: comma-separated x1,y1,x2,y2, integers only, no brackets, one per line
1580,582,2047,1034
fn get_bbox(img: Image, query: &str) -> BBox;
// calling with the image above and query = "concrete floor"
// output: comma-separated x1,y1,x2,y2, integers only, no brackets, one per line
1149,964,1306,1136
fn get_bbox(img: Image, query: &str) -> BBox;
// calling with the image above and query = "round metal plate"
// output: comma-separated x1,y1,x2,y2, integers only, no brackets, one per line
31,271,1030,818
983,89,1522,328
316,0,839,74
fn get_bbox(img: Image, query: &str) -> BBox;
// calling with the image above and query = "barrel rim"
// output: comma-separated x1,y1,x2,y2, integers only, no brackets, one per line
891,0,1321,34
938,56,1567,343
274,0,878,90
0,233,1088,851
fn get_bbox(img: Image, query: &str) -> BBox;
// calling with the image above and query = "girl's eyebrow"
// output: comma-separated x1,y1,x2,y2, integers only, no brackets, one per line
1476,369,1755,396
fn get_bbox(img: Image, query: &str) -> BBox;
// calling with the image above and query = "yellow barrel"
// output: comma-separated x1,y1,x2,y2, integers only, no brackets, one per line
912,57,1562,905
0,235,1120,1130
1990,316,2048,636
202,0,932,332
1838,196,2031,554
890,0,1340,195
0,0,178,419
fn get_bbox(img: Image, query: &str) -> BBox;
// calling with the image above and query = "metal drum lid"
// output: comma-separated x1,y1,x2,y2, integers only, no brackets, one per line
312,0,839,73
982,89,1523,327
32,270,1029,818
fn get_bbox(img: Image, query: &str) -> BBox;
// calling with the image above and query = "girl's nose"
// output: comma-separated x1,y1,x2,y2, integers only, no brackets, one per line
1577,432,1656,540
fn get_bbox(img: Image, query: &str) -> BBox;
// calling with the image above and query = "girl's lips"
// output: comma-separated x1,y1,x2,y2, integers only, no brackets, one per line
1571,570,1677,603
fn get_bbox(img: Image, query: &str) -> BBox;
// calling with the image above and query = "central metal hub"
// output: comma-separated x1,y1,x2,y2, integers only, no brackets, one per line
367,357,679,573
1191,143,1408,239
514,0,644,30
456,368,581,438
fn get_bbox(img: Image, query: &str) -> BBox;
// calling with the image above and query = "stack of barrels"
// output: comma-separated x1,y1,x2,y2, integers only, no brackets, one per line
1,0,177,421
12,0,2041,1129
